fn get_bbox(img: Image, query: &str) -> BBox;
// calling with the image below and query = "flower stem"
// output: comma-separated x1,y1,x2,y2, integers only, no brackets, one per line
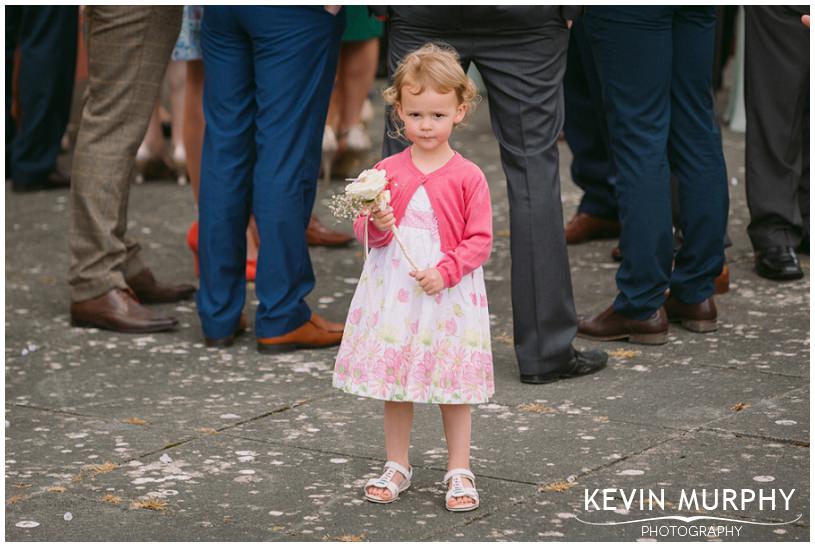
390,225,420,271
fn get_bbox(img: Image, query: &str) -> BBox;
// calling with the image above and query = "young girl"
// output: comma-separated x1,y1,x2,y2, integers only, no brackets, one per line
333,43,493,512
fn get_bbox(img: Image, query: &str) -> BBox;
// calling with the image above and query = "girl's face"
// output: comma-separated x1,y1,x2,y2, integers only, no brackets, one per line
396,86,467,153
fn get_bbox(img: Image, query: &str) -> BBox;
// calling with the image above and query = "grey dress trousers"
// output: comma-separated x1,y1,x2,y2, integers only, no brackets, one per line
379,6,579,377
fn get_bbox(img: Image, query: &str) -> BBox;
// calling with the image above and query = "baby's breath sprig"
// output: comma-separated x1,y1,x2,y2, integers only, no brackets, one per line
329,168,419,272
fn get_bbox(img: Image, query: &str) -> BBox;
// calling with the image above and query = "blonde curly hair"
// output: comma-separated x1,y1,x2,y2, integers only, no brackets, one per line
383,43,480,140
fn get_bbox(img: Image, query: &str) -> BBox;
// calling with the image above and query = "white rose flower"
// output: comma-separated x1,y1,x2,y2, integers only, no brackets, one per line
345,169,388,202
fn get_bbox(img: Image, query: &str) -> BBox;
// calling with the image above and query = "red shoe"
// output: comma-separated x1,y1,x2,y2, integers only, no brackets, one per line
246,258,257,282
187,221,199,276
187,221,257,281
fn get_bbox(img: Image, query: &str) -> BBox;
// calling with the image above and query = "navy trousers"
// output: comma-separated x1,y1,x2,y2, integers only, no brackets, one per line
197,6,343,339
563,19,618,221
5,6,77,184
585,7,728,318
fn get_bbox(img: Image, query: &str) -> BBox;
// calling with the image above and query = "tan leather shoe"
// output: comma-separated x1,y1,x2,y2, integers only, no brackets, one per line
204,313,248,348
310,313,344,333
306,214,353,247
70,288,178,333
257,317,343,354
126,268,196,304
714,263,729,295
664,295,717,333
577,305,668,345
565,212,620,244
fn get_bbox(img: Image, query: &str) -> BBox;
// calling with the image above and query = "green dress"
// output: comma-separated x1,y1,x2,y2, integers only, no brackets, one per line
342,6,383,42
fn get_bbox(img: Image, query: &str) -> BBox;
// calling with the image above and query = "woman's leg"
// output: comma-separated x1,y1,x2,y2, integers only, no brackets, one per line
439,404,475,508
166,60,185,153
141,102,165,157
183,60,204,201
337,38,378,136
367,401,414,500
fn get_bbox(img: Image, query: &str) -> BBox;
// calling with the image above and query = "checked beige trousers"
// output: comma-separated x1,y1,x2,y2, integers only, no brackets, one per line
69,6,182,302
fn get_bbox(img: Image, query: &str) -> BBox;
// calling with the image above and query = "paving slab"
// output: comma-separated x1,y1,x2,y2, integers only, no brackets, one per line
6,489,286,542
229,392,673,484
455,430,809,541
6,341,338,429
488,352,804,431
703,386,809,444
7,433,536,542
4,404,209,493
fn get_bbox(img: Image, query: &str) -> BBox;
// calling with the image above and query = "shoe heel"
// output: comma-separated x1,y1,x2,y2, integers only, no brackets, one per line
628,332,668,345
321,150,335,183
321,126,337,183
173,157,190,186
70,318,93,328
257,342,297,354
681,319,717,333
205,335,235,348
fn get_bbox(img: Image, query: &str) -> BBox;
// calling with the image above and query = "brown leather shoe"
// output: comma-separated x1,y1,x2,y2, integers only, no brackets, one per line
205,313,248,348
577,305,668,345
70,288,178,333
565,212,620,244
310,312,344,333
306,214,353,247
257,317,343,354
664,295,717,333
126,268,196,304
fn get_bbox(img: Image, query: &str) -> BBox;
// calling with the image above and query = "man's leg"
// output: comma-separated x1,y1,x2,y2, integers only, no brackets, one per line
243,6,344,338
11,6,77,189
196,7,256,339
69,6,182,303
668,7,728,304
744,6,809,253
564,20,618,225
584,7,674,320
471,22,578,375
381,21,450,158
6,5,21,172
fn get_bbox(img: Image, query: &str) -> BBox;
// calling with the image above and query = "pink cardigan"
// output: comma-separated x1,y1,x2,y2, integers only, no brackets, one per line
353,148,493,288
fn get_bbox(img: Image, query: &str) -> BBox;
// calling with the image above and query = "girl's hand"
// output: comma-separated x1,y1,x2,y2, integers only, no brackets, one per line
410,268,444,295
371,204,395,231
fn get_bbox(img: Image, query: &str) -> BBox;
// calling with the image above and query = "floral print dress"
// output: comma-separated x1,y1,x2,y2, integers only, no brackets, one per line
333,186,494,404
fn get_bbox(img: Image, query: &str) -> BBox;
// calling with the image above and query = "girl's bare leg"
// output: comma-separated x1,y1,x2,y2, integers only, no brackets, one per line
440,404,475,508
367,401,413,500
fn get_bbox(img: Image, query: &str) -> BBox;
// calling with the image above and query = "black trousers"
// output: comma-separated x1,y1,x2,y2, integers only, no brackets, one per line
5,6,77,185
382,7,577,376
745,6,810,251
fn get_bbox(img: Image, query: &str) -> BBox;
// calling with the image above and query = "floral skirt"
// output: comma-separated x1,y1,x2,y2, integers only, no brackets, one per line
333,187,494,404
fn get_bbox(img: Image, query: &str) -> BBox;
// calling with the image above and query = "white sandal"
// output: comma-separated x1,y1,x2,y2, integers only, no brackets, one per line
444,468,480,512
363,460,412,504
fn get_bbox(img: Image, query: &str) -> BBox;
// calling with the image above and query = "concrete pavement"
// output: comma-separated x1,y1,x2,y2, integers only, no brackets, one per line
5,84,809,541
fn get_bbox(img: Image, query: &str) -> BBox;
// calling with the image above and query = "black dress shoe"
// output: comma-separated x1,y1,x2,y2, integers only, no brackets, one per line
755,246,804,281
520,347,608,384
11,169,71,193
